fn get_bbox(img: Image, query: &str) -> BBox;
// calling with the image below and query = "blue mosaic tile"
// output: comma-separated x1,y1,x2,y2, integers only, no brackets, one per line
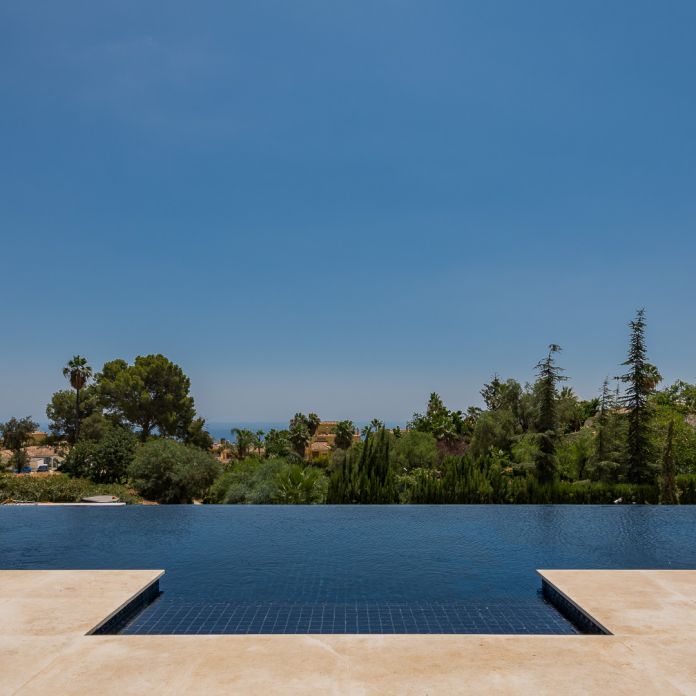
119,597,578,635
541,580,609,635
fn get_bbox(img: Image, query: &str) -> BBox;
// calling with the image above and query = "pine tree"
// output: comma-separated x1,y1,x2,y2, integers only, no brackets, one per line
534,344,566,483
618,309,655,483
481,375,504,410
660,419,679,504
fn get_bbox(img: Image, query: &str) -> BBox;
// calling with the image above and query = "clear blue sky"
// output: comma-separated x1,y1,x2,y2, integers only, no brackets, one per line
1,1,695,423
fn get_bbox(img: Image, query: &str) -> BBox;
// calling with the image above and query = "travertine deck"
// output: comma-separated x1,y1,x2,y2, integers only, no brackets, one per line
1,569,695,695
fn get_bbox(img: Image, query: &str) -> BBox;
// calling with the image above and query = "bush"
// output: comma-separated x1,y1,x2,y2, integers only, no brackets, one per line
584,459,622,483
274,464,327,503
676,474,696,504
0,473,142,504
61,427,137,483
510,434,539,469
391,431,438,472
206,457,327,504
327,429,399,504
129,439,220,503
556,429,595,480
400,455,660,504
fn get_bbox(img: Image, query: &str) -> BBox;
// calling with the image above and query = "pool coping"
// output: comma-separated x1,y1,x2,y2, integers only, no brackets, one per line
88,571,163,635
539,574,611,635
3,569,696,694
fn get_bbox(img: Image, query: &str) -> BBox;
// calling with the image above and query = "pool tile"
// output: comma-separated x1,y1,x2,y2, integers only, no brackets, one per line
119,598,578,635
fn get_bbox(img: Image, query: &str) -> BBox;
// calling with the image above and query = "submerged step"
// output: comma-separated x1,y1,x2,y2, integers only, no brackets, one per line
115,598,579,635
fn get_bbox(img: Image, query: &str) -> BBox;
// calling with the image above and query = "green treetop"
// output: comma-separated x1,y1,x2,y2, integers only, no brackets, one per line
0,416,39,472
618,309,658,483
62,355,92,442
96,354,208,444
334,420,356,450
231,427,256,460
534,344,566,483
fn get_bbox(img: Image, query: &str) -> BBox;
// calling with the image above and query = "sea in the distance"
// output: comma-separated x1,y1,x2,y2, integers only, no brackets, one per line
206,421,408,442
35,421,408,443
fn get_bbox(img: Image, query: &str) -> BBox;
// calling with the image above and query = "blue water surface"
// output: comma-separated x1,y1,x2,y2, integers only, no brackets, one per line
1,505,694,634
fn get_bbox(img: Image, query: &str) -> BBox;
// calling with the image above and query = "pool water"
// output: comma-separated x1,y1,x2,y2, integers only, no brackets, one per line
1,505,694,634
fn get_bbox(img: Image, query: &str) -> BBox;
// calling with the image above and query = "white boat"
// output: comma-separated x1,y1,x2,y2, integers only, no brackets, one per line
81,495,122,504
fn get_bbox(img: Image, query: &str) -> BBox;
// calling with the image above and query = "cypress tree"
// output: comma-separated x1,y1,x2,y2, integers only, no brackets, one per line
534,344,566,483
618,309,655,483
326,428,397,503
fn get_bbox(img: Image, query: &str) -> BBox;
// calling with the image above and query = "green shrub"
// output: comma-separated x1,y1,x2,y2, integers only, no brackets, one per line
61,427,137,483
206,457,327,504
556,429,595,480
0,473,142,503
510,434,539,468
129,439,220,503
274,464,327,504
406,457,494,503
391,430,438,472
400,455,660,504
327,429,398,504
676,474,696,504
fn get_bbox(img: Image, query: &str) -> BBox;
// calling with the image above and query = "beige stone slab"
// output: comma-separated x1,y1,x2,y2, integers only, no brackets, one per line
620,636,696,695
3,569,696,695
0,569,163,638
0,570,162,696
539,569,696,636
0,637,73,695
12,635,682,696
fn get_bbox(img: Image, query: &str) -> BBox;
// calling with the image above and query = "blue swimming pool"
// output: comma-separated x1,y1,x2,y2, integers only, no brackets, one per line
1,505,695,634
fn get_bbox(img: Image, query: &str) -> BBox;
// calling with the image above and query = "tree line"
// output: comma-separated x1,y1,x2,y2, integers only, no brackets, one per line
1,354,219,503
3,309,696,504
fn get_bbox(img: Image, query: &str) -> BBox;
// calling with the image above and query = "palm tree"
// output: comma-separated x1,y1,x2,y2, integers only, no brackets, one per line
63,356,92,442
370,418,385,431
644,363,663,392
231,428,255,460
306,413,321,437
288,420,311,459
274,465,323,504
334,420,355,450
254,430,264,457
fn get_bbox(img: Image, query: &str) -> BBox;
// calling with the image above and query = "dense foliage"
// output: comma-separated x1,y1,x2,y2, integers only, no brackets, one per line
128,439,221,504
207,457,327,504
327,429,399,503
5,309,696,505
61,427,137,484
98,354,210,446
0,416,39,472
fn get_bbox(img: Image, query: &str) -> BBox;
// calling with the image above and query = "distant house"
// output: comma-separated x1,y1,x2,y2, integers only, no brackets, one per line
306,421,360,461
26,446,63,471
1,446,64,473
211,442,235,463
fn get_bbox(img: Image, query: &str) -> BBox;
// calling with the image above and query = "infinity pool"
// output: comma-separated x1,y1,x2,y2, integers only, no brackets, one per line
2,505,694,634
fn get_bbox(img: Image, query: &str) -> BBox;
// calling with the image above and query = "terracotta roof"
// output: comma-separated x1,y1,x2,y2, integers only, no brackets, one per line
26,446,62,458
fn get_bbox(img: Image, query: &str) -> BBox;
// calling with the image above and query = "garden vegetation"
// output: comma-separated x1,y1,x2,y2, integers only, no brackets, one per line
3,309,696,505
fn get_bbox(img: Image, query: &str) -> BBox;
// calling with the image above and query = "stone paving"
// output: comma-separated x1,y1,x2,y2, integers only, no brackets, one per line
1,568,695,694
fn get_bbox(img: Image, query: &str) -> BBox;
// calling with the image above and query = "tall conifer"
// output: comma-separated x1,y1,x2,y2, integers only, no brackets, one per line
618,309,655,482
534,344,566,482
